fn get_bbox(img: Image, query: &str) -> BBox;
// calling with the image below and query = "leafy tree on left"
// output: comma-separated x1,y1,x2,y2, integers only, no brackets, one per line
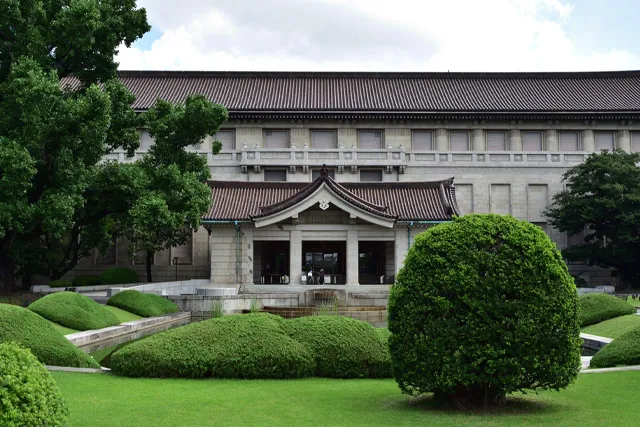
0,0,150,290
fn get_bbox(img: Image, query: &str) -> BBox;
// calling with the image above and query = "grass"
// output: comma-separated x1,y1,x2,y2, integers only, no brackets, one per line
581,314,640,339
51,371,640,427
46,320,80,336
103,305,143,323
626,296,640,307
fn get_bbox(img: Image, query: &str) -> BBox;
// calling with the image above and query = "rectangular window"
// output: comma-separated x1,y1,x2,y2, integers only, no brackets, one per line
214,130,236,151
359,169,383,182
311,169,336,180
264,130,289,149
139,131,154,150
449,132,469,151
172,229,193,265
486,131,507,151
595,132,615,151
559,131,579,151
358,131,383,149
632,132,640,153
523,132,543,151
311,130,337,149
411,131,433,150
264,169,287,182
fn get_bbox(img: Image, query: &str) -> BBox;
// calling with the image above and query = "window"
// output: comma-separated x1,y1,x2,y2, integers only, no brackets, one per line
412,131,433,150
449,132,469,151
360,169,383,182
96,237,117,265
559,131,579,151
632,132,640,153
486,131,507,151
172,229,193,265
358,131,383,149
139,131,154,150
595,132,615,151
523,132,543,151
214,130,236,151
311,169,336,180
264,130,289,149
311,130,337,149
264,169,287,182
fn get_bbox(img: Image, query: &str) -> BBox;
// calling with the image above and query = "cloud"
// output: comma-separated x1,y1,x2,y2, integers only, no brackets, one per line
116,0,640,72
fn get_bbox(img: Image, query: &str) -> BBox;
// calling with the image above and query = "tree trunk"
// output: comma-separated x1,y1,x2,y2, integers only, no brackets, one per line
146,250,153,283
433,386,506,409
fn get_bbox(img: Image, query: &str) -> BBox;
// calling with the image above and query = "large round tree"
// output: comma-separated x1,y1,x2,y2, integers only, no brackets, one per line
388,214,581,407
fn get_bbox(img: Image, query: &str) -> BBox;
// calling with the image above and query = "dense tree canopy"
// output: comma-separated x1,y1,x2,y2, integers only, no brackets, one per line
545,149,640,289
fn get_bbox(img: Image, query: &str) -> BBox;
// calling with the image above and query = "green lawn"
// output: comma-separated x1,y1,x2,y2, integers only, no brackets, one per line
103,305,143,323
46,320,80,335
581,314,640,339
627,296,640,307
52,371,640,427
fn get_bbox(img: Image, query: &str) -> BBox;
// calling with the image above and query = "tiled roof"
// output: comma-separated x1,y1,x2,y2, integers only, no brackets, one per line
62,70,640,113
204,176,460,222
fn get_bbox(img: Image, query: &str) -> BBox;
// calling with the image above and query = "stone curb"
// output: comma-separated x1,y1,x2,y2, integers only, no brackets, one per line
46,366,111,374
581,365,640,374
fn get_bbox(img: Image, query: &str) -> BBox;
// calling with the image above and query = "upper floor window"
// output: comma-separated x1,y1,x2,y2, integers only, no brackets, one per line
559,131,579,151
486,131,507,151
523,132,543,151
264,130,289,149
214,130,236,151
139,130,154,151
595,132,615,151
312,168,336,180
358,130,383,149
360,169,383,182
311,130,337,149
632,132,640,153
264,168,287,182
412,131,433,150
449,131,469,151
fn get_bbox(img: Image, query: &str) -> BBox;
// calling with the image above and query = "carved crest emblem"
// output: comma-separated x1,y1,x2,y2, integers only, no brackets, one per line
319,200,330,210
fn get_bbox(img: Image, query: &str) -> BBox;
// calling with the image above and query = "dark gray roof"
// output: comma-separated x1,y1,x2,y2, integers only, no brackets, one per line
62,70,640,115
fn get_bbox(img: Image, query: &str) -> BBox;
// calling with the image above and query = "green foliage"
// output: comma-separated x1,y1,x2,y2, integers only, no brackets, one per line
389,214,581,405
48,279,73,288
578,293,636,327
284,316,392,378
107,290,179,318
545,149,640,288
28,292,119,331
72,275,102,287
0,304,99,368
110,313,315,379
590,328,640,368
0,342,68,426
99,267,139,285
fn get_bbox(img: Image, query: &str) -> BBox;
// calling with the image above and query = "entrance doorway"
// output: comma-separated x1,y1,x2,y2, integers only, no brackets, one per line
253,241,290,284
358,241,393,284
302,241,346,285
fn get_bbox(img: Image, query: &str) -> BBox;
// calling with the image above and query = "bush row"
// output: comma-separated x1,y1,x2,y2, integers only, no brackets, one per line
48,267,139,288
579,293,636,327
28,292,120,331
590,328,640,369
107,290,179,317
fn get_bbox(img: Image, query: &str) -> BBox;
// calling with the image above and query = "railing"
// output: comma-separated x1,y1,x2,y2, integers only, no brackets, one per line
407,151,588,166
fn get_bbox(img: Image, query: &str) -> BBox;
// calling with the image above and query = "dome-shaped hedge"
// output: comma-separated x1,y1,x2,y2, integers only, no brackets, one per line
0,343,69,426
0,304,99,368
107,290,179,317
110,313,314,379
285,316,392,378
578,293,636,327
389,214,581,406
29,292,120,331
590,328,640,369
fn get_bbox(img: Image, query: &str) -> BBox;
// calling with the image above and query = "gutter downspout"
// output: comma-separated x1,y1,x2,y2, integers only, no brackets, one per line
408,221,413,251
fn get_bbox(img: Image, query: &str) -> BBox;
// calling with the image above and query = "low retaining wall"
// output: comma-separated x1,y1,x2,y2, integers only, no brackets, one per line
108,279,211,297
169,293,299,319
581,333,612,353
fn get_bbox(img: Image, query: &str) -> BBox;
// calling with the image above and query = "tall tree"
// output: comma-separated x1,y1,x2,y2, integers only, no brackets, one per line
0,0,149,290
545,149,640,289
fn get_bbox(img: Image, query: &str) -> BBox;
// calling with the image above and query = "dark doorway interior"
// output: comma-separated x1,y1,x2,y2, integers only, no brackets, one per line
254,241,289,284
302,241,346,285
358,241,388,284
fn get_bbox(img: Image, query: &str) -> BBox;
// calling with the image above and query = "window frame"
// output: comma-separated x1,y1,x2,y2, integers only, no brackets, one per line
411,130,434,151
522,131,545,151
359,169,384,182
594,131,615,152
214,129,236,151
263,129,291,149
558,131,581,152
310,129,338,149
449,131,470,151
357,130,384,149
485,131,507,151
264,168,288,182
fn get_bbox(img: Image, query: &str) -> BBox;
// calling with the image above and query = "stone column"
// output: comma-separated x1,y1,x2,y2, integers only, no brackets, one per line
346,230,359,285
581,130,595,152
435,129,448,151
545,130,558,151
617,130,631,151
509,130,522,151
289,230,302,285
394,227,409,274
472,129,485,151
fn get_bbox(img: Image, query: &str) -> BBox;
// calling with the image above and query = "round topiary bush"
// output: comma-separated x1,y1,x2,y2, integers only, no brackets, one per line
48,279,73,288
590,328,640,369
72,275,101,287
388,214,581,406
285,316,392,378
28,292,120,331
578,293,636,327
99,267,139,285
110,313,314,379
0,304,99,368
0,342,69,426
107,290,179,317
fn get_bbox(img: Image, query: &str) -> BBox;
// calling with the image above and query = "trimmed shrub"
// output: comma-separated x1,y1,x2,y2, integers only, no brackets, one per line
48,279,73,288
578,293,636,327
99,267,139,285
28,292,120,331
72,275,101,287
0,343,69,426
590,328,640,369
107,290,179,317
0,304,99,368
110,313,315,379
284,316,392,378
389,214,581,406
